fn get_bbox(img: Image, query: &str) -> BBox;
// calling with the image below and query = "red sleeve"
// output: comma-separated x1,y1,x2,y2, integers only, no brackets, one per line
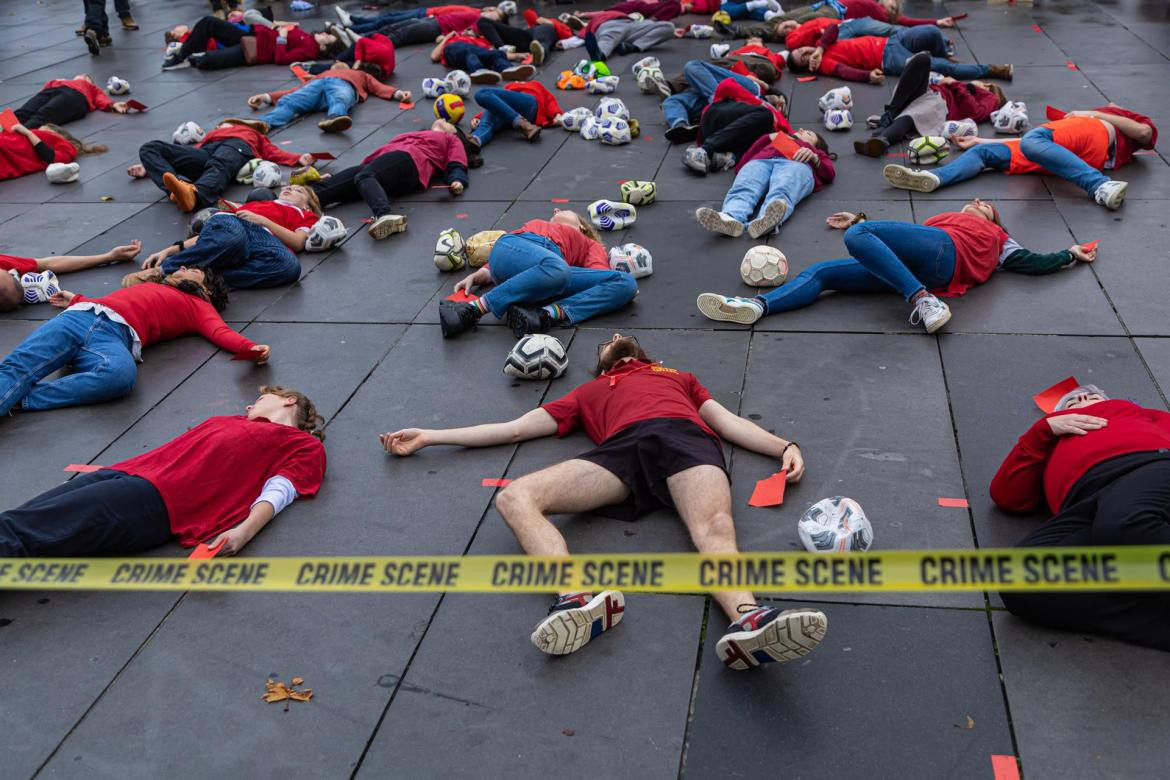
711,78,761,106
541,388,582,437
989,417,1058,512
811,145,836,186
363,73,400,101
831,64,872,82
688,374,714,409
254,134,305,167
550,20,572,39
277,29,319,65
268,85,299,101
276,439,327,498
90,86,113,112
445,132,468,167
355,37,372,61
817,23,840,48
895,14,936,26
0,254,38,274
191,300,256,356
582,236,608,269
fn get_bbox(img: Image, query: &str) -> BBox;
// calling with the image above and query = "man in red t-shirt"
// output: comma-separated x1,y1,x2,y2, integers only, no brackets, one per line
989,386,1170,652
0,387,324,558
382,334,825,671
0,242,141,312
15,75,131,129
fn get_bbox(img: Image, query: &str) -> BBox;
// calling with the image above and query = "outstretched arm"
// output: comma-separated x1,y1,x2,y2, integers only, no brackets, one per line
1069,110,1154,145
37,241,141,273
699,399,804,481
381,407,558,455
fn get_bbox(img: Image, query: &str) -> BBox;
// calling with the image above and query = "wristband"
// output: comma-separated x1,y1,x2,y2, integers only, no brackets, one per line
851,212,866,226
782,441,799,456
173,241,184,251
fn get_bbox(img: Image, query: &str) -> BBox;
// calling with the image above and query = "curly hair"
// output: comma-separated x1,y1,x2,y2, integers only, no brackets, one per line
260,385,326,440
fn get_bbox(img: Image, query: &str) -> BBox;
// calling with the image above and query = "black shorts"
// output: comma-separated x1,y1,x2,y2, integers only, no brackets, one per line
577,418,727,521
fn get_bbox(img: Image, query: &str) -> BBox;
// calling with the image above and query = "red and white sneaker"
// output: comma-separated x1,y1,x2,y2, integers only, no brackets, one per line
530,591,625,655
716,606,828,670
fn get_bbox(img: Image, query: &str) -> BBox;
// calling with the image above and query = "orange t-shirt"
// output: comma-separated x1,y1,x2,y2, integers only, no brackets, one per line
1006,116,1111,175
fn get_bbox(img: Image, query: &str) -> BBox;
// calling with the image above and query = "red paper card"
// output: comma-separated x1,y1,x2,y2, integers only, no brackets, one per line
551,198,570,203
399,101,416,110
1031,24,1043,33
1046,104,1067,121
65,463,102,473
188,539,225,559
1066,60,1077,70
291,65,311,82
125,100,148,111
748,470,787,507
447,290,480,303
0,108,18,132
456,212,469,219
937,497,969,508
1033,376,1079,413
430,183,452,189
310,151,336,160
1080,240,1099,251
951,12,968,20
991,755,1021,780
770,133,801,160
482,478,512,487
797,75,818,82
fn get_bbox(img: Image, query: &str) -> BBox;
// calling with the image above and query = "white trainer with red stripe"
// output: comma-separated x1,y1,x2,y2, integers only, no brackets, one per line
531,590,626,655
716,606,828,670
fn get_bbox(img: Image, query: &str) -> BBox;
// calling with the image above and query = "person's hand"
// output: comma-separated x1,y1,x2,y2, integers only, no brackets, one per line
470,115,481,130
396,89,412,103
112,102,129,114
673,27,686,37
808,47,823,71
450,181,464,196
297,152,315,165
207,525,251,556
142,246,176,269
454,266,490,294
868,68,885,84
235,210,273,229
954,134,979,149
825,211,858,229
1070,243,1097,263
247,94,270,109
1064,110,1099,119
248,344,271,364
127,163,146,178
939,76,958,85
782,444,804,482
792,147,817,164
1048,413,1108,436
380,428,428,456
48,290,77,308
936,16,955,27
109,240,142,262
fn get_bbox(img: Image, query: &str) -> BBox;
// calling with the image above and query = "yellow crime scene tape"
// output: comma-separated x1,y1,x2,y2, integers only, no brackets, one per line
2,546,1170,593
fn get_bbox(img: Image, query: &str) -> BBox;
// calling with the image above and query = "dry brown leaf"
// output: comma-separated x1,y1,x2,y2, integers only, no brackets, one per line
562,728,575,737
262,678,312,706
292,677,304,686
289,689,313,701
966,716,975,730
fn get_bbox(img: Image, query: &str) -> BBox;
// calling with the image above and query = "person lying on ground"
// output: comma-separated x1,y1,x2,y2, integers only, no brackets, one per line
14,75,132,129
162,15,344,70
371,7,503,48
0,242,141,312
0,123,105,183
431,30,535,84
240,63,410,135
468,81,562,147
579,12,677,61
683,77,792,175
661,58,785,144
719,0,955,41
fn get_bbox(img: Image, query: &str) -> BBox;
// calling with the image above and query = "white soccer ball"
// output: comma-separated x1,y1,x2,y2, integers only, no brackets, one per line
823,108,853,131
908,135,950,165
106,76,130,96
620,180,657,206
597,117,632,146
433,228,467,271
595,97,629,121
559,107,593,133
585,76,619,94
19,270,59,304
941,118,978,142
446,69,472,96
251,160,282,188
503,334,568,380
817,86,852,112
710,42,731,59
588,199,637,231
992,101,1029,135
44,162,80,184
739,245,787,287
688,24,714,38
574,59,599,78
188,206,221,237
422,78,449,99
172,121,205,145
609,243,653,278
579,115,601,140
631,56,660,77
497,0,517,16
797,496,873,553
304,215,347,252
165,41,183,58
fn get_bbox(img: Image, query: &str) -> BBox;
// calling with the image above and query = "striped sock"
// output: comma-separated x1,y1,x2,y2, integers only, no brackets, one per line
544,303,565,321
471,299,488,315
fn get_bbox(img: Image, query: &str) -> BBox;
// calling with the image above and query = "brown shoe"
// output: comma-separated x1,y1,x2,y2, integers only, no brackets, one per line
162,172,198,213
221,117,269,134
853,137,889,158
515,117,541,142
987,64,1013,80
121,15,139,30
318,115,352,133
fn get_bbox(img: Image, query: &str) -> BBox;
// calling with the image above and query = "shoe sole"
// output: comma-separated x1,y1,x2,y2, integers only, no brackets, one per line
696,207,743,237
84,32,100,56
531,591,625,655
470,72,501,84
716,609,828,670
923,308,951,334
319,116,352,133
747,199,786,239
696,293,762,325
162,173,197,213
883,164,938,193
854,137,888,158
503,65,535,81
368,215,407,240
529,42,545,65
1101,181,1127,210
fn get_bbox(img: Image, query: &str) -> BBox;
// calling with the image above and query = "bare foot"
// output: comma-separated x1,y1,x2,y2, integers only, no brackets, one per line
127,164,146,178
108,240,142,263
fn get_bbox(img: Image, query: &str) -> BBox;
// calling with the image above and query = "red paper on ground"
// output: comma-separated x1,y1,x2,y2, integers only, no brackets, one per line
1066,60,1077,70
951,12,969,20
0,108,18,132
125,100,148,111
551,197,570,203
748,470,787,507
310,151,336,160
797,75,818,82
482,478,512,487
399,101,416,110
291,65,311,82
446,290,480,303
1033,376,1079,413
188,540,225,559
991,755,1021,780
1080,240,1099,251
456,212,469,219
937,497,969,508
64,464,102,473
1031,24,1043,33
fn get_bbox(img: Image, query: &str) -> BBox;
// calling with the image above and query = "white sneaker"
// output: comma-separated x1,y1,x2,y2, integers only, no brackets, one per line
909,293,951,333
710,42,731,58
367,213,407,239
696,293,765,324
747,199,787,238
683,146,709,173
1093,179,1127,210
884,164,940,192
716,607,828,670
45,162,81,184
696,207,744,237
531,591,625,655
334,5,353,27
631,55,660,76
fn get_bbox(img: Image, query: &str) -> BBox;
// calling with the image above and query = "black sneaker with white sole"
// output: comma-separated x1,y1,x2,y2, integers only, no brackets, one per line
531,591,626,655
506,305,552,338
665,123,699,144
716,606,828,670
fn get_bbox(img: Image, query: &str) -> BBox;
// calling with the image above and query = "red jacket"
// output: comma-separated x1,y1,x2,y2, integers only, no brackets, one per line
786,17,840,49
355,33,395,75
254,26,318,65
736,133,836,191
843,0,935,26
0,128,77,181
43,79,112,112
507,82,563,126
702,79,792,135
935,82,1000,123
198,125,304,167
990,400,1170,514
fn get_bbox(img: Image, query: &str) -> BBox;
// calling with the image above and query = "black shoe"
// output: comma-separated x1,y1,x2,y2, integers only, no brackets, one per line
83,28,100,55
713,20,740,38
188,52,207,68
98,33,112,47
665,123,698,144
439,301,481,338
854,137,889,158
506,305,551,338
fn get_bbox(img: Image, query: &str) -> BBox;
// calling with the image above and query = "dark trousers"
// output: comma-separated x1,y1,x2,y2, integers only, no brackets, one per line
15,86,89,129
0,470,171,557
312,150,420,217
700,102,774,159
384,18,441,48
180,16,248,59
161,215,301,289
444,42,513,74
1000,453,1170,652
83,0,132,34
476,18,557,52
873,52,931,144
138,138,252,208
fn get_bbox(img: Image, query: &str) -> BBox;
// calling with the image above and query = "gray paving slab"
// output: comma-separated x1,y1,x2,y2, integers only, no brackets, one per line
0,202,146,253
1134,338,1170,402
519,132,669,200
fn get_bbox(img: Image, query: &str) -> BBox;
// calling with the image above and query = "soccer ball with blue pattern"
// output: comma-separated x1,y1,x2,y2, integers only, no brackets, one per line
992,101,1029,135
585,76,619,94
797,496,873,553
18,270,59,304
422,78,449,99
609,243,653,278
446,70,471,96
941,118,978,142
595,97,629,121
305,216,347,252
559,107,593,133
504,334,568,380
908,135,950,165
172,121,204,145
106,76,130,96
433,228,467,271
822,108,853,131
596,118,631,146
817,86,852,112
588,199,637,230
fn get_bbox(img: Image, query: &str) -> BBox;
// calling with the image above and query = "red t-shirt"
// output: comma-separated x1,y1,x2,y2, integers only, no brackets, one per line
42,79,112,112
785,17,839,49
355,33,396,75
237,199,320,232
437,10,482,34
0,254,37,274
0,128,78,181
923,212,1009,298
199,125,303,167
820,35,885,74
542,359,716,444
504,82,562,126
512,219,609,269
111,416,326,546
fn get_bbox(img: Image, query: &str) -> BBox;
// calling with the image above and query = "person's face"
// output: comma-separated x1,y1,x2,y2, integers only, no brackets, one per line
167,266,206,286
961,198,997,222
280,184,311,208
550,208,582,229
793,128,818,145
431,118,456,134
481,7,503,20
1063,392,1106,410
314,32,338,48
247,392,293,421
170,24,189,38
598,333,639,367
75,74,94,84
0,272,22,312
746,36,764,47
776,20,798,35
792,47,814,67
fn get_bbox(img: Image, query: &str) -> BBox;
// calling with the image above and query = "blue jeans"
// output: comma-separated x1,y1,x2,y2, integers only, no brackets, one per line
1020,127,1110,195
838,17,900,39
351,7,425,33
883,27,988,79
0,310,136,415
482,234,637,324
759,221,956,313
472,88,538,146
722,158,815,228
445,42,512,74
934,143,1012,187
663,60,760,129
260,78,358,129
721,1,768,21
162,215,301,289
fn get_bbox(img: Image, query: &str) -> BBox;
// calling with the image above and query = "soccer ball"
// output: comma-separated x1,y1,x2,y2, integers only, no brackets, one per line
739,245,787,287
908,135,950,165
579,115,601,140
823,108,853,131
941,118,978,142
106,76,130,95
165,41,183,58
433,228,467,271
620,180,657,206
18,270,59,304
597,118,632,146
992,101,1029,134
588,199,637,230
817,86,852,112
609,243,653,278
497,0,517,16
466,229,503,266
422,78,449,99
595,97,629,121
434,93,465,124
558,107,593,132
236,158,261,183
503,334,568,380
172,121,205,145
574,59,599,79
797,496,873,553
305,216,347,252
688,24,714,38
631,56,660,77
251,160,282,188
586,76,619,94
44,162,80,184
188,207,221,237
446,69,472,96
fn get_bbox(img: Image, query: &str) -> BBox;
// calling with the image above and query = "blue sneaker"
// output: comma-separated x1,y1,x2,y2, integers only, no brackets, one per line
531,591,625,655
716,606,828,670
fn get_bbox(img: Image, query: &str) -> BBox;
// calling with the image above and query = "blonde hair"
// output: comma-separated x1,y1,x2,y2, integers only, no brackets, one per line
260,385,326,440
570,212,604,247
40,123,107,155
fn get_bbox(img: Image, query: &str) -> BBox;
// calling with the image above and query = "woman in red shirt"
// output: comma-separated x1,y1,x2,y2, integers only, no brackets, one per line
162,17,345,70
439,209,638,337
468,81,562,147
0,387,324,558
0,241,142,312
15,75,131,129
697,201,1095,332
0,122,106,182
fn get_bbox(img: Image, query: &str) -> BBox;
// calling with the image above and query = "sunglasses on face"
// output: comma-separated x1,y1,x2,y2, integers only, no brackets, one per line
597,335,638,363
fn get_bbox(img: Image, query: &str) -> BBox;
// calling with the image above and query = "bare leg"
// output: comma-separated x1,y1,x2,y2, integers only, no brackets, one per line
37,241,142,274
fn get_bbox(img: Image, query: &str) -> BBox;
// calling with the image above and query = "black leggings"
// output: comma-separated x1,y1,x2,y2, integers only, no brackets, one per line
384,18,441,48
15,86,90,129
476,18,558,51
311,150,420,217
1000,453,1170,651
181,16,250,69
0,470,171,557
700,102,774,159
872,52,933,145
138,138,253,208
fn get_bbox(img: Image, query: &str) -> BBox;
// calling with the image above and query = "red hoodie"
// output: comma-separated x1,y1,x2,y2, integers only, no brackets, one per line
736,133,836,191
0,128,77,181
355,33,396,75
198,125,304,167
254,26,319,65
701,79,792,135
42,79,113,112
935,82,1000,123
990,400,1170,514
